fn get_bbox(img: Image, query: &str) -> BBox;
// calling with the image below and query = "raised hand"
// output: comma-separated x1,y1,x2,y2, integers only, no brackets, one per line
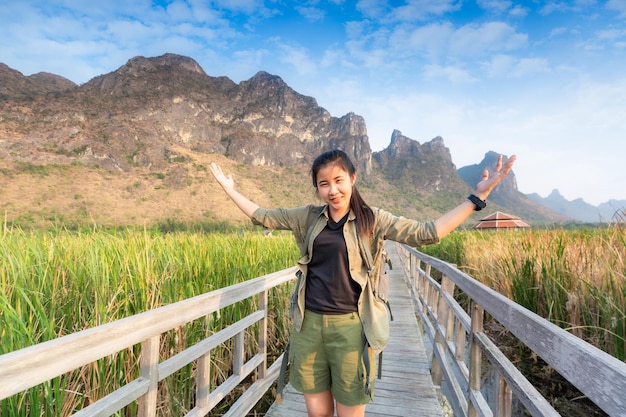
209,162,235,190
475,154,517,199
208,162,259,218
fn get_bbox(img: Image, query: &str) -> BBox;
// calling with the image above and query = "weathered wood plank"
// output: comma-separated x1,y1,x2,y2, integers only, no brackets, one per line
266,242,443,417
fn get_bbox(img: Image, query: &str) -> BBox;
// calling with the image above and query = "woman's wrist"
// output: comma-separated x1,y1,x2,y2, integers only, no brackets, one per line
467,194,487,211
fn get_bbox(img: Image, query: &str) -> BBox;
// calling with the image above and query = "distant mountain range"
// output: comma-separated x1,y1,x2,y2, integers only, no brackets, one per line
0,54,623,227
525,190,626,223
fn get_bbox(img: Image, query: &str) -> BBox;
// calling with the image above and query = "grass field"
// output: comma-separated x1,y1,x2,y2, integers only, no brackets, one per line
422,226,626,361
1,224,624,415
0,226,299,416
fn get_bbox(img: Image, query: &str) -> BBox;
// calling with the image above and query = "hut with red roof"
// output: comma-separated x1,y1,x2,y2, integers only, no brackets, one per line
473,211,530,230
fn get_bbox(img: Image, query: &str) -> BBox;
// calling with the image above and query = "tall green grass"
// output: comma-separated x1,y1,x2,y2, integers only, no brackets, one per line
0,226,299,416
422,227,626,361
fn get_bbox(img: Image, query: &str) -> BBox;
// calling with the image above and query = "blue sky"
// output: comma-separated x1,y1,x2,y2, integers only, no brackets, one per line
1,0,625,206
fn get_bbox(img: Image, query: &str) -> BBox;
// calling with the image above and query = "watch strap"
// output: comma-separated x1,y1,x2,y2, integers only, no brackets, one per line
468,194,486,211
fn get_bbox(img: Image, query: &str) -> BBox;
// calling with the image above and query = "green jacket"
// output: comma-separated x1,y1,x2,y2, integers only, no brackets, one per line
251,204,439,353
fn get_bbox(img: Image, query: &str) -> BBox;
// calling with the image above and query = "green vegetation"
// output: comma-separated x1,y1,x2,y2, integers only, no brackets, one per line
0,226,299,416
2,224,624,415
421,226,626,361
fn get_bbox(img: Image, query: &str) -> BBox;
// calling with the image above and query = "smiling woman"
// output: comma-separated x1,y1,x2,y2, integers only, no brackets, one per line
209,147,515,417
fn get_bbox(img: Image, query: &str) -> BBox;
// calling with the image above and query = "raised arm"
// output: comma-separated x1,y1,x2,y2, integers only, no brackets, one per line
434,154,517,238
209,162,260,219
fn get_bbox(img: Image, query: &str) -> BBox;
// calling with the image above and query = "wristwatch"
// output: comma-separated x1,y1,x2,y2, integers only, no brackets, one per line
468,194,486,211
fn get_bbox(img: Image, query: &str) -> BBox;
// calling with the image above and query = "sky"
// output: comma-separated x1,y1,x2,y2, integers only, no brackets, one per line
1,0,625,206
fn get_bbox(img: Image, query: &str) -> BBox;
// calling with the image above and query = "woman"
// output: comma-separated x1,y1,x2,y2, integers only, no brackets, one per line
210,149,516,417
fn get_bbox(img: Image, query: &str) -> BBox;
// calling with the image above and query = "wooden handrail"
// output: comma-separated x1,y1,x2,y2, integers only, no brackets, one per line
0,266,298,416
395,242,626,417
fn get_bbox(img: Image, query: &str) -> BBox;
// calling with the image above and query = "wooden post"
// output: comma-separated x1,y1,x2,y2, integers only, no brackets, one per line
138,335,160,417
196,353,211,409
425,265,434,313
440,275,456,342
234,331,244,376
431,276,452,388
496,375,513,417
455,320,466,365
413,257,421,292
468,303,484,417
258,289,268,379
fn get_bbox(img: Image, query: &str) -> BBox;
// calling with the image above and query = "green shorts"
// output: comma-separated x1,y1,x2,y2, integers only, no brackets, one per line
288,310,375,406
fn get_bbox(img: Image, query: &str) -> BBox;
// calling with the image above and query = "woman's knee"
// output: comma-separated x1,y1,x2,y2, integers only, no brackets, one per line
303,391,334,417
336,401,366,417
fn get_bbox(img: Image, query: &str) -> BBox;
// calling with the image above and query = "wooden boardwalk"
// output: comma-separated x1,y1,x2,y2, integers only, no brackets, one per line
266,242,443,417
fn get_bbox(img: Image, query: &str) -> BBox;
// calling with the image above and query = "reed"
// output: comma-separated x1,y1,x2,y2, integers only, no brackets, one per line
0,227,299,416
422,226,626,360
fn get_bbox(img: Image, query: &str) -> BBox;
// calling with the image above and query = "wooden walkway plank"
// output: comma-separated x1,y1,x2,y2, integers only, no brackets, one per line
266,242,443,417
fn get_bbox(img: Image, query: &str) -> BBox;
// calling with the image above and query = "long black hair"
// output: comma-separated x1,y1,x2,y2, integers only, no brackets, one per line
311,149,375,237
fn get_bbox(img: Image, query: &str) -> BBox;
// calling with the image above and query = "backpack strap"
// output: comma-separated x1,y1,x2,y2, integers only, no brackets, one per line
275,340,290,404
362,332,373,398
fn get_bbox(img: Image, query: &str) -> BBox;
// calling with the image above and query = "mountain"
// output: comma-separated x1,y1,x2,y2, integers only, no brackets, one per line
0,54,569,228
527,190,626,223
598,200,626,222
0,63,76,100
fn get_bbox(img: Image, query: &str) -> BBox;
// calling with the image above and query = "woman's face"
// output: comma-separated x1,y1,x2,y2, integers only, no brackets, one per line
315,163,356,220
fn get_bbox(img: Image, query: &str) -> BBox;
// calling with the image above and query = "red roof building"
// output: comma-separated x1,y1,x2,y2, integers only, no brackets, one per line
473,211,531,230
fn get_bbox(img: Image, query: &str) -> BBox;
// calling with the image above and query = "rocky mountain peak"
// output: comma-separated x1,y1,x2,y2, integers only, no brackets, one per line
28,72,77,90
242,71,288,90
0,64,76,98
126,54,206,76
83,53,208,94
387,130,447,159
374,130,466,194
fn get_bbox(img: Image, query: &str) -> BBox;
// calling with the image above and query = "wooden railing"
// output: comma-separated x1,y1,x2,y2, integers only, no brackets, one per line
0,266,298,417
395,242,626,417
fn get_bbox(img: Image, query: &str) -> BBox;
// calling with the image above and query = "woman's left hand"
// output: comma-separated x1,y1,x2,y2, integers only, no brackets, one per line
474,154,517,200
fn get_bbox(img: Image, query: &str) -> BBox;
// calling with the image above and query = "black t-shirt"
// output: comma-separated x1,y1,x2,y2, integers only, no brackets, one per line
305,213,361,314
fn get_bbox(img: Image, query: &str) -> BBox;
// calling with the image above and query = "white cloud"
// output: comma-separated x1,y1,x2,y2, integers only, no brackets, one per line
391,0,462,21
296,6,326,21
482,54,516,77
211,0,265,14
355,0,389,19
540,0,598,15
477,0,512,14
423,64,476,83
356,0,462,22
277,43,318,75
398,22,454,60
450,22,527,57
368,20,528,65
508,5,528,17
606,0,626,17
483,55,550,78
166,1,194,21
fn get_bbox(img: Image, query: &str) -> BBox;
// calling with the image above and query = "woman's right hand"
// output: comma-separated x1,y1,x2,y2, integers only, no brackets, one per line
209,162,235,190
208,162,260,218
